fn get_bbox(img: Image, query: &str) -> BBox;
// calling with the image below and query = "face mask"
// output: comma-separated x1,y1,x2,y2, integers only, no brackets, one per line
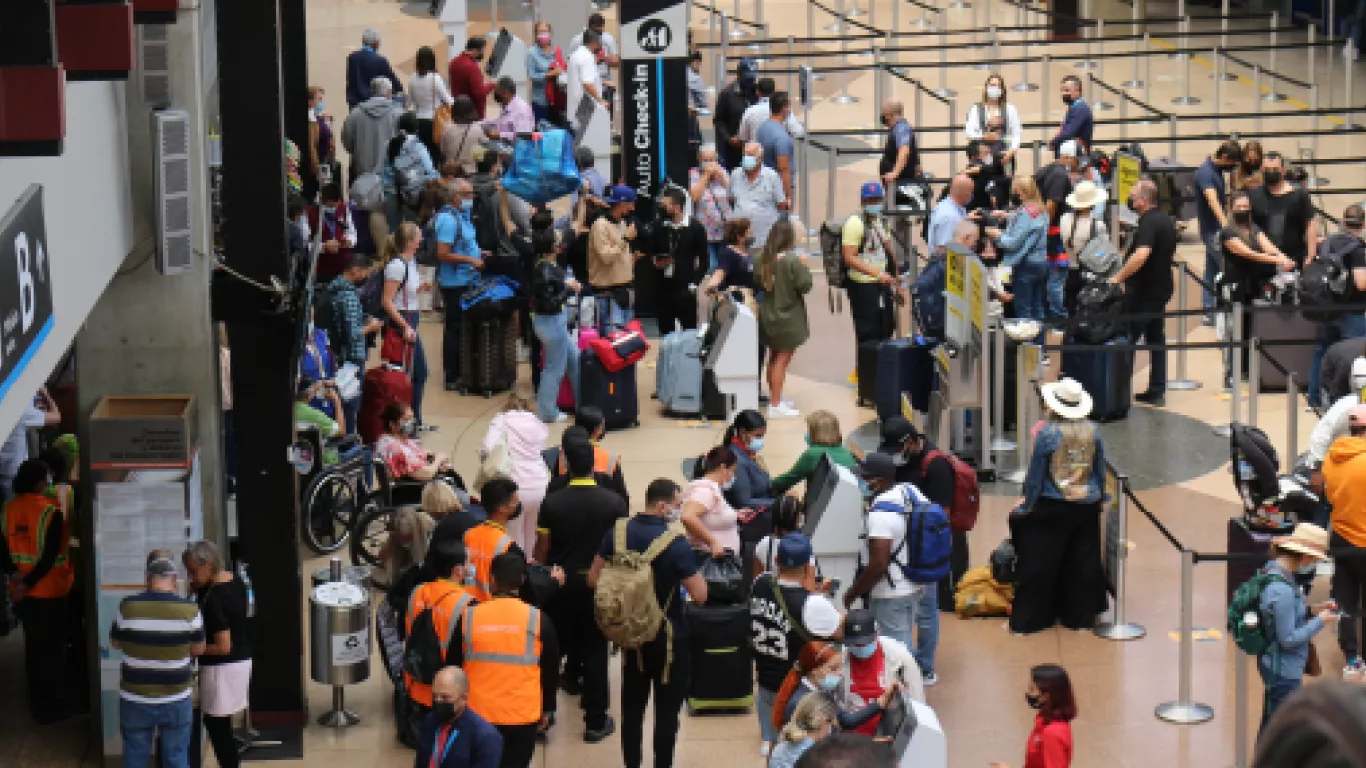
401,418,417,436
536,33,551,45
510,502,524,520
864,204,883,217
433,702,459,724
986,85,1003,100
1263,170,1283,186
849,642,878,659
460,199,474,213
741,156,759,171
858,479,873,498
722,474,737,491
749,437,765,452
1298,562,1318,575
669,505,683,521
1026,693,1042,709
1243,161,1260,174
1232,210,1252,226
818,674,842,692
1009,193,1022,206
314,101,325,114
1062,94,1076,106
745,236,757,248
804,434,812,446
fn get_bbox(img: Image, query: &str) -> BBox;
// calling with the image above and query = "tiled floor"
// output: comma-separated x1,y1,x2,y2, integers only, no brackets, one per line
5,0,1365,765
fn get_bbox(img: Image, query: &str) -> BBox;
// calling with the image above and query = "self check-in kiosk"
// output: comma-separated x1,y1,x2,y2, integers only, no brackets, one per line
574,94,613,181
801,454,865,607
877,691,949,768
484,28,530,100
703,294,760,421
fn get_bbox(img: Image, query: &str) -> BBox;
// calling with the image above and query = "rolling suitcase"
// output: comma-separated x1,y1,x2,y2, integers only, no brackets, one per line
873,338,937,420
1061,337,1133,422
657,329,706,416
580,352,640,429
358,360,413,444
1251,298,1315,392
459,313,518,397
684,602,754,712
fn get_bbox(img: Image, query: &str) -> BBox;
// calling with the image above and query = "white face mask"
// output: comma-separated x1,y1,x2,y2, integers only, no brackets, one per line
986,85,1004,100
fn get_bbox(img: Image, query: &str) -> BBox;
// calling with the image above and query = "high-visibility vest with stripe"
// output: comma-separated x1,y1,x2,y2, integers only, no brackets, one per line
556,446,619,477
461,598,543,725
3,493,72,599
464,524,513,602
403,579,476,707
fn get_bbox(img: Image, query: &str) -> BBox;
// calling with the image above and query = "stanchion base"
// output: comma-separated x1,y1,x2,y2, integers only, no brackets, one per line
1212,72,1239,81
990,438,1018,452
1167,379,1202,391
1012,83,1040,92
810,72,826,81
1155,701,1215,724
934,88,958,98
1261,91,1288,102
829,94,861,104
909,18,933,28
1003,469,1028,484
1074,61,1098,70
1335,122,1365,131
823,21,845,32
730,27,751,38
948,1,971,7
1121,79,1145,88
1310,175,1331,186
845,4,868,16
972,62,993,70
1213,424,1233,437
1094,621,1147,641
1171,96,1203,105
318,709,361,728
1095,101,1115,111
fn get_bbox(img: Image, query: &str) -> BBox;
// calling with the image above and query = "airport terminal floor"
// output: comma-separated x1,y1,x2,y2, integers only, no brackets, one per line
4,0,1366,765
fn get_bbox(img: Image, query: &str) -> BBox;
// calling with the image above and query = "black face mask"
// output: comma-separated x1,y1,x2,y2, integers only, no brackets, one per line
1026,693,1042,710
1263,170,1283,186
1243,161,1260,174
1232,210,1252,226
433,702,459,724
1061,94,1075,106
510,502,524,520
1009,193,1022,206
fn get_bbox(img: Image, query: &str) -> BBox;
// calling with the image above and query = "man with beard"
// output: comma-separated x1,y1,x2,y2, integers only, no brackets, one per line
448,37,496,119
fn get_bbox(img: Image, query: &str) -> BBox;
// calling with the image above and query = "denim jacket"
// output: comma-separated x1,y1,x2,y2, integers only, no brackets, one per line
724,440,774,509
1259,561,1325,679
997,204,1049,268
1022,420,1107,510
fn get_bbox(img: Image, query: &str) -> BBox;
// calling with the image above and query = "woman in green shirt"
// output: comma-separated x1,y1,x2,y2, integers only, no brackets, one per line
756,219,813,420
770,410,858,495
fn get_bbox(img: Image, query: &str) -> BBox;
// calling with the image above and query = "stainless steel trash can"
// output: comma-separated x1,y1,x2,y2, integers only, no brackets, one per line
310,581,371,726
311,565,372,591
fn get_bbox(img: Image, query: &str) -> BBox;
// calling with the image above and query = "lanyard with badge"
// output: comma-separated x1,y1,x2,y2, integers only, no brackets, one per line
430,725,459,768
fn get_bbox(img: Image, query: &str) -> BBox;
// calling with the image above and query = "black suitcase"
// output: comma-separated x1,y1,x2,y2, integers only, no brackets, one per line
856,340,880,407
580,353,641,429
1062,337,1133,422
458,313,518,396
873,338,937,419
1226,516,1281,606
1251,298,1315,393
684,602,754,712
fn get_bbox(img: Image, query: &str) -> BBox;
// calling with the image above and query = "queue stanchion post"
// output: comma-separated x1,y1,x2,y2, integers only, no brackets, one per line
1235,649,1250,768
800,134,811,238
1093,20,1113,110
1211,49,1222,135
971,0,987,51
915,80,924,134
1168,114,1178,159
1338,42,1363,130
1172,19,1201,105
1248,338,1261,428
990,319,1016,453
1220,0,1230,48
1215,301,1242,437
489,0,499,37
717,13,730,89
874,56,886,127
893,0,901,33
935,10,958,97
1254,64,1263,135
1041,54,1052,129
985,24,1002,72
1133,0,1145,37
1308,25,1316,89
868,0,876,31
1174,0,1187,58
1031,139,1041,175
1168,267,1201,391
1077,0,1097,70
1310,86,1329,186
949,100,959,176
826,145,838,226
1119,83,1129,141
1012,12,1039,93
1155,548,1216,724
787,35,796,94
1141,32,1155,119
1094,475,1147,641
831,36,860,104
731,0,751,36
1262,12,1287,102
806,0,814,38
711,3,718,44
1287,371,1300,461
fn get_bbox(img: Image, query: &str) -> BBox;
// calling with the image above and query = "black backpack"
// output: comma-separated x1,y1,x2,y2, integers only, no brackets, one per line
819,219,850,290
1073,282,1124,343
313,281,343,357
1301,233,1362,322
401,588,474,686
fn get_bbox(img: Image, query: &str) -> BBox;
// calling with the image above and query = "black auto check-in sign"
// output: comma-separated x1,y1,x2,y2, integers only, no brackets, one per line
0,186,56,403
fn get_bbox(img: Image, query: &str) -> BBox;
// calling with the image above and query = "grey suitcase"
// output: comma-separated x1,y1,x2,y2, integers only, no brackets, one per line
657,329,706,415
1252,299,1315,392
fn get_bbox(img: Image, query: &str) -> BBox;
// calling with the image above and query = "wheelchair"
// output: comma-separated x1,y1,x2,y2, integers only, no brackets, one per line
297,425,375,555
348,459,468,587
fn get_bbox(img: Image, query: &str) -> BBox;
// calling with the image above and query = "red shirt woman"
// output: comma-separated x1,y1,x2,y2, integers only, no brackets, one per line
991,664,1076,768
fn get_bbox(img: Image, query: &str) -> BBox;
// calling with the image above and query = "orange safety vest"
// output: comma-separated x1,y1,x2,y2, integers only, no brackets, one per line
3,493,72,599
403,579,476,707
461,597,543,725
463,523,514,602
556,445,619,477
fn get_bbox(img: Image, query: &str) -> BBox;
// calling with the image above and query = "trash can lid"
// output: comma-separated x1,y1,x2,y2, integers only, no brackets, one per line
311,582,366,607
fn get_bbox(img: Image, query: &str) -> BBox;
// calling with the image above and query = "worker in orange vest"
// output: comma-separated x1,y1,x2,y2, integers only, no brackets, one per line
1,459,73,723
402,540,477,736
464,476,563,602
448,551,559,768
547,412,629,501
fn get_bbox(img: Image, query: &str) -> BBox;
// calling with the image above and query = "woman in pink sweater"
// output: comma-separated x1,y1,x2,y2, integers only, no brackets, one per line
479,394,551,553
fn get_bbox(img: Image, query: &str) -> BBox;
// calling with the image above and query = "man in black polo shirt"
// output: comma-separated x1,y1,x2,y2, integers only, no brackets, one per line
1034,140,1078,318
535,440,628,743
1250,151,1317,268
1109,178,1177,407
590,479,708,768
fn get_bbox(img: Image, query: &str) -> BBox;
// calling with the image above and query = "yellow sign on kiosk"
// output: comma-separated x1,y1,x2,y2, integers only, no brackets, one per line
1116,152,1141,209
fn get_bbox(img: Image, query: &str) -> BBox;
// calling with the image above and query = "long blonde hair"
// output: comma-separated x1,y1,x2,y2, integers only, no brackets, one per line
756,219,797,293
382,221,421,263
781,692,837,745
421,480,462,519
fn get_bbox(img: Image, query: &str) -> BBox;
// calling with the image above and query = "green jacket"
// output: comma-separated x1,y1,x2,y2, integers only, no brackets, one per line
771,445,858,496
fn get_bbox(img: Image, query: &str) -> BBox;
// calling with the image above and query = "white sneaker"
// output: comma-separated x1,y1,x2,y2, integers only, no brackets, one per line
768,403,801,418
760,742,772,758
781,399,797,409
554,412,570,423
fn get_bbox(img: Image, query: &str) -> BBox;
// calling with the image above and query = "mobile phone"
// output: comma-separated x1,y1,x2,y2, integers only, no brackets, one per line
826,578,841,594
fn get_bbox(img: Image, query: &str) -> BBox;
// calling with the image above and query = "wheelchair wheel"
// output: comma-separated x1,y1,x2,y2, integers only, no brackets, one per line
300,471,358,555
350,505,392,584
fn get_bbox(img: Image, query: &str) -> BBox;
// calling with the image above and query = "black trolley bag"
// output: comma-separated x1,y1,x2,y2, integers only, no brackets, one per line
580,349,641,429
458,312,519,396
1061,336,1134,422
684,601,755,713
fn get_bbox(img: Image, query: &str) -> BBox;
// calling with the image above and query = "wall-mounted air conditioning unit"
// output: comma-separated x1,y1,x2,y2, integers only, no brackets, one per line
138,24,172,109
153,109,193,275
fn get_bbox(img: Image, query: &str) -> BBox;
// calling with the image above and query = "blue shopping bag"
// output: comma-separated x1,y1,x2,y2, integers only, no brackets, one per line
501,129,581,205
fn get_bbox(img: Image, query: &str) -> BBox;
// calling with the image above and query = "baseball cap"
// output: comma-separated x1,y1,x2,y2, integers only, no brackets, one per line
860,181,885,200
855,452,897,481
737,58,759,79
843,609,878,646
146,555,179,578
604,185,637,204
1350,404,1366,428
776,533,814,568
878,416,920,453
1058,140,1079,158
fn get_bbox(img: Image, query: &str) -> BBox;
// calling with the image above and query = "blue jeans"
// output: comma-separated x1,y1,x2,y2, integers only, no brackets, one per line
913,585,939,675
341,393,360,436
400,310,429,423
532,311,581,422
869,592,919,650
1046,262,1068,319
755,685,779,744
1201,229,1222,312
1257,664,1302,738
604,294,634,332
1011,261,1050,320
120,696,193,768
1310,312,1366,406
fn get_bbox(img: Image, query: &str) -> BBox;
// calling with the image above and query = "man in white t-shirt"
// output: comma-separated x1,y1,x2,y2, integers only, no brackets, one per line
566,30,608,131
843,453,926,652
569,13,619,84
0,388,60,502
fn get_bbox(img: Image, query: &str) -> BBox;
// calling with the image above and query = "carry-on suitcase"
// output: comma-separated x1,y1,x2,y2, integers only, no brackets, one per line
358,361,413,444
684,602,754,712
580,352,640,429
657,329,706,416
1251,298,1315,392
1061,337,1133,422
873,338,937,420
459,313,518,397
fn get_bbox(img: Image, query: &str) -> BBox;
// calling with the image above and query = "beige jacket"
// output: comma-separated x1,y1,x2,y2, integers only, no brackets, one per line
588,216,634,287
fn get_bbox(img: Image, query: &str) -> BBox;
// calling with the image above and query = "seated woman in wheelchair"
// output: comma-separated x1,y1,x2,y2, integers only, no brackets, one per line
296,376,362,466
374,400,455,483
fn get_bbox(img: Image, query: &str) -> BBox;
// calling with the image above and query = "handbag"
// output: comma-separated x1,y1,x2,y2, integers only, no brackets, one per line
380,326,413,367
432,102,453,148
474,422,515,492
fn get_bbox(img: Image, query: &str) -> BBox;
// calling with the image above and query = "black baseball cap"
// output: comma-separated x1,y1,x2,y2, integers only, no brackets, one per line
855,452,897,481
844,609,878,646
877,416,920,453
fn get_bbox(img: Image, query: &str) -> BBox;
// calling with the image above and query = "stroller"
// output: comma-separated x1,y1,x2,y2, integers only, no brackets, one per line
1229,424,1319,532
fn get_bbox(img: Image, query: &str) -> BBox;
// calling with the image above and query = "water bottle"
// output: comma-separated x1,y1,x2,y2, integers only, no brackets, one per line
565,266,575,285
238,562,256,619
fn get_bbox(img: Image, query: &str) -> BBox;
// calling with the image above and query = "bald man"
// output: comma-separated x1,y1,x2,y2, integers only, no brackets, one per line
927,175,978,255
878,100,922,206
1109,178,1178,406
415,666,504,768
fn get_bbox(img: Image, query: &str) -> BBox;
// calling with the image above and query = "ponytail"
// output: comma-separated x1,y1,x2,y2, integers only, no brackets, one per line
781,692,838,745
382,221,421,264
771,641,838,733
723,409,766,447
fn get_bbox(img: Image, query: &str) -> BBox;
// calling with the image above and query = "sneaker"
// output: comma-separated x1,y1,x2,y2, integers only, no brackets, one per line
584,715,616,743
768,402,801,419
781,399,797,409
1343,658,1363,682
922,670,938,686
761,742,772,758
847,369,859,384
554,412,570,423
1135,390,1166,406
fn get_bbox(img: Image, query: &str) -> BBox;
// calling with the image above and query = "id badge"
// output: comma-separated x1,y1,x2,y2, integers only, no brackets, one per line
664,262,675,278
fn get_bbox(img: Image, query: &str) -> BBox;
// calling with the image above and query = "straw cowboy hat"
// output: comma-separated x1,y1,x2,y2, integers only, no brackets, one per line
1066,180,1107,210
1040,378,1093,420
1274,522,1329,560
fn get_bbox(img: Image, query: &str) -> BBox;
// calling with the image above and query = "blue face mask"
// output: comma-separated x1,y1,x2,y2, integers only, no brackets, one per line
314,101,325,115
864,204,883,217
460,199,474,213
858,479,873,498
742,156,759,171
849,642,878,659
804,434,812,446
749,437,765,452
722,474,736,491
818,674,842,692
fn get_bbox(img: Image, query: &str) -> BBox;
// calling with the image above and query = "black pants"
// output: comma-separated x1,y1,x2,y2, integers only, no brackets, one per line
16,594,68,721
936,530,971,611
1009,497,1105,634
621,637,690,768
1332,532,1366,659
417,117,443,168
442,289,464,387
846,282,893,344
1124,294,1168,395
189,709,240,768
546,579,610,730
655,281,698,337
495,722,539,768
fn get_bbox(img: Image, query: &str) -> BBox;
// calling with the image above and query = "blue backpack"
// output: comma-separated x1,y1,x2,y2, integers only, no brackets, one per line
501,130,580,205
879,486,952,583
911,255,947,341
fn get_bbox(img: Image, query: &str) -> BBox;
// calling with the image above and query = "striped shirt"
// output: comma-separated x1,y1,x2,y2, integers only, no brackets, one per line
111,590,204,703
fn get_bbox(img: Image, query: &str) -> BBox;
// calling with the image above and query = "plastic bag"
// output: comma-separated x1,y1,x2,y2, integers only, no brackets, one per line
697,551,745,605
501,130,581,205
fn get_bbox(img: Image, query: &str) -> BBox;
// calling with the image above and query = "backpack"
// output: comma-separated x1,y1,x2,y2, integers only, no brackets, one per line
350,172,384,211
1073,282,1124,343
954,565,1013,617
922,449,980,532
313,280,342,356
402,589,474,685
819,219,850,290
912,254,947,341
391,140,429,206
1072,219,1120,279
357,267,385,318
882,486,952,583
1301,233,1361,322
1228,567,1290,656
417,207,460,268
594,519,681,650
589,320,649,372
